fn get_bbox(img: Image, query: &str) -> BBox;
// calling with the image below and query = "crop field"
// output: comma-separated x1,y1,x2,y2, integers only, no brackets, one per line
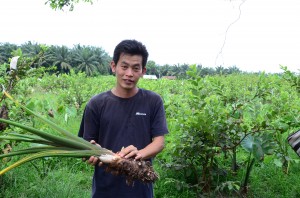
1,66,300,198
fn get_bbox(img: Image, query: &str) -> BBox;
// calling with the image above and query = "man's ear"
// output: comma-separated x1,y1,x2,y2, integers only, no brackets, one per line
142,67,147,75
110,61,116,73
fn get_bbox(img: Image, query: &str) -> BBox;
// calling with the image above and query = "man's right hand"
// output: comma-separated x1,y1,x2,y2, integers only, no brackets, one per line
86,140,103,166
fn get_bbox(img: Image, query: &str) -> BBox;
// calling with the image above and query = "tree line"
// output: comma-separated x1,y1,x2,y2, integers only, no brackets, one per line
0,42,243,78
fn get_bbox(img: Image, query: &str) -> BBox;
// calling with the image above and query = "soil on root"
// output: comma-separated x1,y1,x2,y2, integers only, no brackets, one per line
104,158,159,186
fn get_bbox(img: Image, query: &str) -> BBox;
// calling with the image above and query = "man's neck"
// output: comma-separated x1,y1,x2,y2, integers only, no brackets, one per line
111,87,139,98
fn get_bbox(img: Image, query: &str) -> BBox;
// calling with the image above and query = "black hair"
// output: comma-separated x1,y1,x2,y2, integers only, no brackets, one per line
113,39,149,68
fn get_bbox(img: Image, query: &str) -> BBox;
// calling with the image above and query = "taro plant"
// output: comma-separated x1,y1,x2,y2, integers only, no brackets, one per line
0,92,159,185
240,133,276,195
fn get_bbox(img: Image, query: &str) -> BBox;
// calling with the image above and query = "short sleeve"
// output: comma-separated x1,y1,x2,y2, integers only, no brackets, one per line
150,94,169,137
78,102,100,142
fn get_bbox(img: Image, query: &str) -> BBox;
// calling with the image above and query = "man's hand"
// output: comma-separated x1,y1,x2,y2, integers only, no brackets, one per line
85,140,103,166
117,145,144,160
118,136,165,161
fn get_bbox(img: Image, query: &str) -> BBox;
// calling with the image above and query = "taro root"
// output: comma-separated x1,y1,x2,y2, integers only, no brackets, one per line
99,154,159,185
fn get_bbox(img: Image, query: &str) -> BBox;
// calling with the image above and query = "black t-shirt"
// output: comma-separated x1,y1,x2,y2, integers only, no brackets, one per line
78,89,169,198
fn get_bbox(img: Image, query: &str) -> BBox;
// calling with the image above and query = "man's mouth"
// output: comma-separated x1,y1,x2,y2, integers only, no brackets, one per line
123,79,134,84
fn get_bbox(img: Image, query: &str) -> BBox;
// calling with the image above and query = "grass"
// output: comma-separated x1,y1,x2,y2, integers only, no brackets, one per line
1,160,93,198
0,93,93,198
247,162,300,198
1,138,300,197
2,160,299,198
153,162,197,198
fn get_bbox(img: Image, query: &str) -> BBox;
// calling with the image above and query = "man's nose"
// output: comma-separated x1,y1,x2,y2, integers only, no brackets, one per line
125,68,133,76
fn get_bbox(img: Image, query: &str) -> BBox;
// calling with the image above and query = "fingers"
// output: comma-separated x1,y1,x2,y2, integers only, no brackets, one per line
135,153,143,160
85,155,102,166
118,145,139,159
85,141,143,165
90,140,96,144
90,140,101,147
88,156,100,166
118,145,136,158
83,140,101,166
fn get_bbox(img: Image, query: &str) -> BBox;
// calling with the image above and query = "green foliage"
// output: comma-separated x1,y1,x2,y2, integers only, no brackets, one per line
240,133,276,194
0,158,92,198
45,0,93,11
1,47,50,95
0,43,18,64
281,65,300,93
160,65,300,196
1,42,246,78
248,161,300,198
1,66,300,197
241,133,275,161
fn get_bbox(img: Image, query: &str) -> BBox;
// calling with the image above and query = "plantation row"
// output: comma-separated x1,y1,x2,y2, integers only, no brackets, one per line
1,42,246,78
1,64,300,197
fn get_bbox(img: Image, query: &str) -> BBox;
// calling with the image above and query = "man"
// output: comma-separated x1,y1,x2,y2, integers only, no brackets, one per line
78,39,169,198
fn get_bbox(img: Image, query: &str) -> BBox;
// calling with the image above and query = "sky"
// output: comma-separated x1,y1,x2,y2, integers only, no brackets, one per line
0,0,299,73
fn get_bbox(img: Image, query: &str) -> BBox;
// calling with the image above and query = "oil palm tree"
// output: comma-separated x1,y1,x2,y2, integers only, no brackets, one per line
0,43,18,64
20,42,48,68
48,45,72,73
72,45,99,76
146,60,159,77
90,46,111,75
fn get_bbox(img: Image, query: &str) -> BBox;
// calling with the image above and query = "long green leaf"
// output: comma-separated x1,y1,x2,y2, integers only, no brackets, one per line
0,150,104,175
4,91,98,150
9,132,49,140
0,146,74,158
0,135,55,145
0,118,90,150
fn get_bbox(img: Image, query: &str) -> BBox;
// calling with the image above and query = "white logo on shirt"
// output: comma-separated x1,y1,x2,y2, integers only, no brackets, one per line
136,112,147,116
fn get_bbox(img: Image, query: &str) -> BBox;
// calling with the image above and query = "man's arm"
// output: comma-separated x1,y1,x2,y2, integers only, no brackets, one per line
85,136,165,166
118,135,165,160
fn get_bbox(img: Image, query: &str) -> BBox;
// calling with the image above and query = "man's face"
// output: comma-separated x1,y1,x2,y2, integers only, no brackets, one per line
111,53,146,91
